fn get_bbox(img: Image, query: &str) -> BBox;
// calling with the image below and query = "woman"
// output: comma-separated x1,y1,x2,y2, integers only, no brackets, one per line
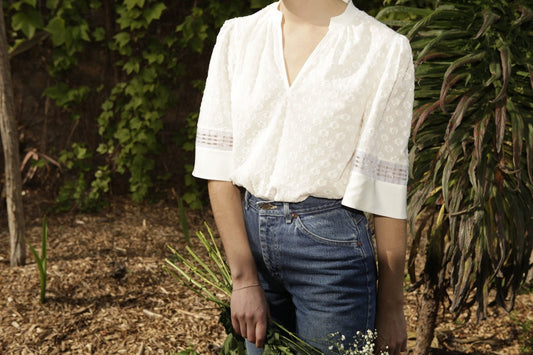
193,0,413,353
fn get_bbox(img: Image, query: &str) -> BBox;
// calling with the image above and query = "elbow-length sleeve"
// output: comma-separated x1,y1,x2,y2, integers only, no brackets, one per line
342,37,414,219
192,21,235,181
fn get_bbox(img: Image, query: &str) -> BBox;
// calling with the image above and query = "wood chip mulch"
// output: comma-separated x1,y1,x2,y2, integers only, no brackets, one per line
0,193,531,354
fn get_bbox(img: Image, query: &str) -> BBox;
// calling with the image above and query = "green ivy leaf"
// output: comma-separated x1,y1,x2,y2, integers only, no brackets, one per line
114,128,131,143
11,0,37,11
129,117,142,130
114,32,131,47
101,99,114,111
96,143,109,154
140,67,157,83
45,17,67,46
11,9,44,39
143,3,166,24
143,111,159,122
72,143,91,160
123,58,141,74
43,82,69,103
45,0,60,10
182,142,194,152
116,6,144,30
92,27,106,41
44,83,90,107
118,45,133,56
124,0,145,10
90,0,102,9
73,22,91,42
142,51,164,64
32,159,47,168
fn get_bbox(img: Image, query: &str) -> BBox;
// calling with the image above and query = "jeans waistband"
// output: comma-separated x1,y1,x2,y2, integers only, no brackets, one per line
244,190,345,216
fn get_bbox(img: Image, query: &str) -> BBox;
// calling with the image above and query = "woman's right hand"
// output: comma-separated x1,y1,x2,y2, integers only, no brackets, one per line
207,180,269,347
231,284,270,348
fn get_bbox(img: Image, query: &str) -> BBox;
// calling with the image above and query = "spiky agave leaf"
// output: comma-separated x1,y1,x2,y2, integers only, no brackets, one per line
379,0,533,320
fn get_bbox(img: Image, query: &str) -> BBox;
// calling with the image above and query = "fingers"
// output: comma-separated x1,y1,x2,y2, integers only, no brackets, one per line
231,316,245,339
231,306,268,347
386,343,406,355
254,318,267,347
230,284,269,347
376,336,407,355
231,313,267,347
389,340,408,355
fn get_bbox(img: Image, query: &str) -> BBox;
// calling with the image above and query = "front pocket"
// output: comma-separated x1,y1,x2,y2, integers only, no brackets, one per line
345,208,375,258
295,207,360,246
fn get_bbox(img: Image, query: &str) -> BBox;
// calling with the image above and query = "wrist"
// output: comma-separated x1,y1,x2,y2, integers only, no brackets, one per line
377,279,405,305
377,290,404,307
227,251,259,284
232,283,262,292
230,266,260,288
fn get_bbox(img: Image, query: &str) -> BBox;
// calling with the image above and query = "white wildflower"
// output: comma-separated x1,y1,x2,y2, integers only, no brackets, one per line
326,329,389,355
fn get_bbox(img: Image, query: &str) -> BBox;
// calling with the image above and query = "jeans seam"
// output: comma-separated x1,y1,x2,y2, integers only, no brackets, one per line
355,241,372,331
360,233,376,332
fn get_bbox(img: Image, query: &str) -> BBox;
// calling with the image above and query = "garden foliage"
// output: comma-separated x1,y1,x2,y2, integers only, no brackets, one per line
3,0,272,209
378,0,533,321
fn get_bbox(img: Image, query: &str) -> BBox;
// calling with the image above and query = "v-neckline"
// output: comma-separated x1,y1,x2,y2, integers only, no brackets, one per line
273,1,350,90
279,25,330,89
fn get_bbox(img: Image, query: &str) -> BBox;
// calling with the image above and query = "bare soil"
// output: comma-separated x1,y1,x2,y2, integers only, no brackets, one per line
1,191,532,354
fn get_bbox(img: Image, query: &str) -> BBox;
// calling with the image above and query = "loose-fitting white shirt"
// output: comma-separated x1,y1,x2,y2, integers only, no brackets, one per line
192,1,414,219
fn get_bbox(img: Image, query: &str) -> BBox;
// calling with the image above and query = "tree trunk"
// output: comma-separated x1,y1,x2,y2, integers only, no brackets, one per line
0,0,26,266
415,280,441,354
527,250,533,284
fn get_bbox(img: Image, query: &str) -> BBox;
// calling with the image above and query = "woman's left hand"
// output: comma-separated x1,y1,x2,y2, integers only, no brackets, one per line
375,298,407,354
373,215,408,354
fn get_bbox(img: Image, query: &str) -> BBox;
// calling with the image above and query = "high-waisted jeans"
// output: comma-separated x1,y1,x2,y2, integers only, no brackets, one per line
242,191,377,354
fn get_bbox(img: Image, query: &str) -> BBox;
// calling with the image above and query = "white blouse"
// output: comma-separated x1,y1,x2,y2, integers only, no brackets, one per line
192,1,414,219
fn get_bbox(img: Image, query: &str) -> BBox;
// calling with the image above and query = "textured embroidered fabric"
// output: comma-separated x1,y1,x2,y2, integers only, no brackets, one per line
192,0,414,219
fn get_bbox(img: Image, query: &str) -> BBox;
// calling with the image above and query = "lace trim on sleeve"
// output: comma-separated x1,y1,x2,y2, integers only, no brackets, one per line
352,151,408,185
196,128,233,151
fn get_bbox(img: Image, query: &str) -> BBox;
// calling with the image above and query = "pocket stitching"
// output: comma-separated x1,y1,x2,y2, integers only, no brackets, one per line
295,215,358,246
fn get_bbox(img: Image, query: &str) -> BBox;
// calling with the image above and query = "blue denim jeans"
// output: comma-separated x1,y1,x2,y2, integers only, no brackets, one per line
242,191,377,354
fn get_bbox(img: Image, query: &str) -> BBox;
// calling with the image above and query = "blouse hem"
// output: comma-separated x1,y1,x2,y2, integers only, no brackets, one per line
192,147,233,182
341,171,407,219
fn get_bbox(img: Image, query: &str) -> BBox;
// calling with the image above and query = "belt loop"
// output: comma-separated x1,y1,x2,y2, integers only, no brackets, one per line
244,190,249,209
284,202,291,224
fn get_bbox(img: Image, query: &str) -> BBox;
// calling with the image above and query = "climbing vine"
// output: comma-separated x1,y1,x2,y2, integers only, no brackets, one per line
4,0,269,210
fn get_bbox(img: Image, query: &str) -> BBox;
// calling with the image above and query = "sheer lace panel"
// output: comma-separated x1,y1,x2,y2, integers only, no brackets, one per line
196,128,233,151
353,151,408,185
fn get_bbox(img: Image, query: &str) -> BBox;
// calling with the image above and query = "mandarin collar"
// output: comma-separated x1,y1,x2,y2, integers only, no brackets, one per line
270,1,359,28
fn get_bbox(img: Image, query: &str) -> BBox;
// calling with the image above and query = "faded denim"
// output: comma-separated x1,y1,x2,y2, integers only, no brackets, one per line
242,191,377,354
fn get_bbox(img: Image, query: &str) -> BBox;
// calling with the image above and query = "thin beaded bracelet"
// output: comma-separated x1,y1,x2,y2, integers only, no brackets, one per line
232,284,261,292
